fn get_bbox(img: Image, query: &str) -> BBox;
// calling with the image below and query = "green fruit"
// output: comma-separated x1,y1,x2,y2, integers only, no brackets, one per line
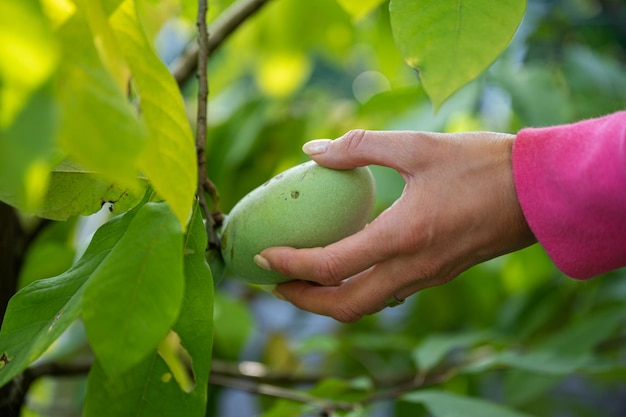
220,161,376,284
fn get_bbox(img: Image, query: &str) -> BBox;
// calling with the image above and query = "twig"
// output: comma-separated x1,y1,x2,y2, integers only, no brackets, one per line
0,360,92,414
172,0,274,86
194,0,219,249
209,374,354,411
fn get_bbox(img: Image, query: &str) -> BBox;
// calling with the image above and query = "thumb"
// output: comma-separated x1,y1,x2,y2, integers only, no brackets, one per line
303,130,415,172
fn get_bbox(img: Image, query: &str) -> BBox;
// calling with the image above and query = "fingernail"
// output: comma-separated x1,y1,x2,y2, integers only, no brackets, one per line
302,139,331,155
254,254,272,271
272,288,287,301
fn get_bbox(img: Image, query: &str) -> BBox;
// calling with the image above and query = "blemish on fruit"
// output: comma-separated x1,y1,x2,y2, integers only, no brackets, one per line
290,191,300,199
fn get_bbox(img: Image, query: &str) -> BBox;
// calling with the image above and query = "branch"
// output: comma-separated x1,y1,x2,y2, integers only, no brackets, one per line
1,357,451,415
194,0,219,249
172,0,273,86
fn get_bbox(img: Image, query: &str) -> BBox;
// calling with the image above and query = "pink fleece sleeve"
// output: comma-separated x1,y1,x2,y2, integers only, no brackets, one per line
513,111,626,279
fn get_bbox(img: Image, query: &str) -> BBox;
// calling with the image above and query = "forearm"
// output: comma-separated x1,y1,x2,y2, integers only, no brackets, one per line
512,111,626,279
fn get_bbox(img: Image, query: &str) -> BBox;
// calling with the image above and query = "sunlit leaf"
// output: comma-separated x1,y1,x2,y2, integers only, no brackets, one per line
403,390,537,417
82,202,185,377
0,0,60,212
79,0,128,89
390,0,526,109
256,52,312,98
0,0,59,127
0,210,135,388
337,0,386,20
56,7,146,187
110,0,197,229
0,160,146,220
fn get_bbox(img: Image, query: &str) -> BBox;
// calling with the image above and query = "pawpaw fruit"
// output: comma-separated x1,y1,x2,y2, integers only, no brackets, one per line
220,161,375,284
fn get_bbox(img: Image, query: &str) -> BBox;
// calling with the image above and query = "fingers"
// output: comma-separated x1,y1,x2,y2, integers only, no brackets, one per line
273,256,458,323
258,225,387,286
257,203,410,285
274,266,394,323
303,130,430,173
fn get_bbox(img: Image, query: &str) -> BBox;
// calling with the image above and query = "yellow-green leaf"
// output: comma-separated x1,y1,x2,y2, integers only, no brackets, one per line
0,0,60,212
0,160,146,220
56,7,147,187
110,0,197,228
0,0,59,127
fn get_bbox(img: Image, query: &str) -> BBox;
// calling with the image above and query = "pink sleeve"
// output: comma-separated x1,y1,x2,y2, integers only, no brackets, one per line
512,111,626,279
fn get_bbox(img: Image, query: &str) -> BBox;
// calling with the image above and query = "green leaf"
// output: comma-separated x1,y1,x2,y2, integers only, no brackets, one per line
0,210,135,388
488,350,594,375
0,83,59,212
402,389,537,417
110,0,197,228
82,202,185,377
337,0,386,20
0,160,146,220
412,330,491,372
56,7,147,187
213,292,254,360
84,204,212,416
466,307,626,376
538,305,626,355
389,0,526,109
18,220,76,288
173,203,214,404
85,353,198,417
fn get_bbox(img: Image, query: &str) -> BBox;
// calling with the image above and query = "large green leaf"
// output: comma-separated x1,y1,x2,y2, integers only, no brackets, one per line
389,0,526,109
174,204,214,399
83,204,213,416
110,0,197,228
0,210,136,388
402,390,537,417
0,0,59,212
82,202,185,377
56,6,146,188
0,160,146,220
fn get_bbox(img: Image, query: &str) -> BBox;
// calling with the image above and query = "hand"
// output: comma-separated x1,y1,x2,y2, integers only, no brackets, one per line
255,129,537,322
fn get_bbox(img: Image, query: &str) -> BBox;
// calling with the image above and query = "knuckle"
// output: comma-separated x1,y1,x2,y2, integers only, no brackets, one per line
341,129,368,153
312,251,344,285
330,302,363,323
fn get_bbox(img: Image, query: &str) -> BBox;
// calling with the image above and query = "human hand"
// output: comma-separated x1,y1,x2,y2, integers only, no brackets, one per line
254,129,537,322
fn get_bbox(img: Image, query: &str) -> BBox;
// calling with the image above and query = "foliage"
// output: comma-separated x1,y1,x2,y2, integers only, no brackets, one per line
1,0,626,417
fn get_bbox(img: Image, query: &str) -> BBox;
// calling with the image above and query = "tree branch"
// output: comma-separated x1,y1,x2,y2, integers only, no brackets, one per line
1,357,452,415
194,0,219,250
172,0,273,86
